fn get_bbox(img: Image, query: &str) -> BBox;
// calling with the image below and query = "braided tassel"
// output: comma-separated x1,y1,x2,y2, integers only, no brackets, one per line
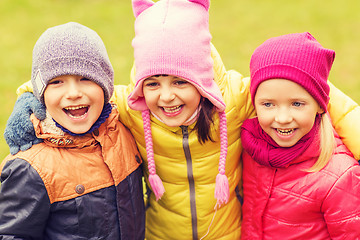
142,110,165,200
214,111,229,206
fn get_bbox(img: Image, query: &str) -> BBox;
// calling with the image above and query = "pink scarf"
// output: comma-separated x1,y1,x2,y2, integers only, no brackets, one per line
240,116,320,168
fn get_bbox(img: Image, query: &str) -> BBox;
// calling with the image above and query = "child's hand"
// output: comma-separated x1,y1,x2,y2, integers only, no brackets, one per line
4,92,46,155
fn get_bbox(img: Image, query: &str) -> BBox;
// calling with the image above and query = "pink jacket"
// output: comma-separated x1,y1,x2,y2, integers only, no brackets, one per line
241,135,360,240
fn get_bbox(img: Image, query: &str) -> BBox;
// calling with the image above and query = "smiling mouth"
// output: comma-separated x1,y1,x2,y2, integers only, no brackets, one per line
162,105,183,113
276,128,295,135
64,105,89,118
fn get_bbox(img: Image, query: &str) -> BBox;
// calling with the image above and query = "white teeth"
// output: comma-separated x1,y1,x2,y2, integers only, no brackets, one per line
163,106,181,113
277,129,294,135
68,114,83,119
64,105,87,110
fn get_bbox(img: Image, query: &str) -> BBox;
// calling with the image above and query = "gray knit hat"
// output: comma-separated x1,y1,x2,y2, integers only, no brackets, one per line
31,22,114,104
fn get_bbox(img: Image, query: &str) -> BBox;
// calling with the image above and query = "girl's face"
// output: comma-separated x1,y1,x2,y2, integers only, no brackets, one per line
254,79,323,147
44,75,104,134
143,75,201,127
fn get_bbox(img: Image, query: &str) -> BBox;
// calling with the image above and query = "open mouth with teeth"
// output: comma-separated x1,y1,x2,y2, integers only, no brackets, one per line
162,105,183,113
63,105,89,119
276,128,295,136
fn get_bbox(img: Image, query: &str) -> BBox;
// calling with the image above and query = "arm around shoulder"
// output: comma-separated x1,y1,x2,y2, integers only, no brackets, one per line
16,80,33,96
327,82,360,159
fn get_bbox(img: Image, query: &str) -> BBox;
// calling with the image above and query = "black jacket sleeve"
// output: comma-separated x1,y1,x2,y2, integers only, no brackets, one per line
0,158,51,239
116,166,145,240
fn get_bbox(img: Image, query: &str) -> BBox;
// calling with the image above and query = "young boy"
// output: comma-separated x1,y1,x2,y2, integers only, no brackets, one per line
0,22,145,239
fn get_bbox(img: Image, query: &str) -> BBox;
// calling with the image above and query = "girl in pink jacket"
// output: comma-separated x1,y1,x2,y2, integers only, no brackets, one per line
240,32,360,239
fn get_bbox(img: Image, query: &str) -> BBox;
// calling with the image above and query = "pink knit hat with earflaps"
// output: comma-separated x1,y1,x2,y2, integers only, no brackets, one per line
128,0,229,205
250,32,335,112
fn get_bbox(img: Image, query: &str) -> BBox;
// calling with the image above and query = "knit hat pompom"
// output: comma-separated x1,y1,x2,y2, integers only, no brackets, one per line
128,0,225,112
250,32,335,112
31,22,114,104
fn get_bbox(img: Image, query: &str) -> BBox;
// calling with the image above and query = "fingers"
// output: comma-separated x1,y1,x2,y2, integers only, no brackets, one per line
25,92,46,120
9,145,20,155
19,142,33,152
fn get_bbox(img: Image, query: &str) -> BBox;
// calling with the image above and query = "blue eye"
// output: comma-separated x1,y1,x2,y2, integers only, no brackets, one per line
293,102,302,107
264,102,272,107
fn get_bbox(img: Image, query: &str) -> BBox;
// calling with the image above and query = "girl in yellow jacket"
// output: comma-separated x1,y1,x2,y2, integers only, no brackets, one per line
5,0,360,239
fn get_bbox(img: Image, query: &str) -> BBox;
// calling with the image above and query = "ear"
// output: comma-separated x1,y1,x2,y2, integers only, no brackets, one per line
132,0,155,18
188,0,210,11
317,107,325,115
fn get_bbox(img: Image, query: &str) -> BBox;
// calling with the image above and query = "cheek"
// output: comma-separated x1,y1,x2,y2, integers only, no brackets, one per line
87,84,104,96
256,109,272,126
43,89,58,108
298,109,318,127
257,117,271,131
143,91,157,109
302,117,317,131
186,88,201,103
92,88,105,104
192,94,201,106
143,90,151,103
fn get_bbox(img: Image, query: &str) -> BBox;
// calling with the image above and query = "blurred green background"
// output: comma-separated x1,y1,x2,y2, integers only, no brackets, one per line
1,0,360,161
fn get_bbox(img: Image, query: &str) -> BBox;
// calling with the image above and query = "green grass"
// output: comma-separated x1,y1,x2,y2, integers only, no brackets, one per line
1,0,360,161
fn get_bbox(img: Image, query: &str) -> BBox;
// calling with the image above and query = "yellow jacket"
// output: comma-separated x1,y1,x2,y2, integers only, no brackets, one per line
113,52,253,239
18,45,360,240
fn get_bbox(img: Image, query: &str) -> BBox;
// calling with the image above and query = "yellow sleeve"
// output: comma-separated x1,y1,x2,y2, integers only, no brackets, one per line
328,81,360,159
16,80,33,97
211,43,234,90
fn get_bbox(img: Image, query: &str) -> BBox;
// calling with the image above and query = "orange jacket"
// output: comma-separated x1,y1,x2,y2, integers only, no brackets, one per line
0,107,145,239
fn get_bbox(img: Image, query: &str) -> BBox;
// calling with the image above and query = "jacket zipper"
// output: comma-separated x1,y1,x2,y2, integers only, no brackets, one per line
181,126,198,240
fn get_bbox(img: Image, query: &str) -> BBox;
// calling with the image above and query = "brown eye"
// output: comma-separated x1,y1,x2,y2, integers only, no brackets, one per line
144,81,159,88
174,79,188,86
48,80,62,85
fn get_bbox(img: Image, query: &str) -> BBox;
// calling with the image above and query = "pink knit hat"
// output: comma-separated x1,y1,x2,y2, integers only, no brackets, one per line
250,32,335,112
128,0,229,205
128,0,225,112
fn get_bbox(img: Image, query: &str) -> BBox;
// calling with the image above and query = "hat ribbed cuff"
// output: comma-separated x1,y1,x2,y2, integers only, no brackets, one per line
251,64,330,111
33,57,113,104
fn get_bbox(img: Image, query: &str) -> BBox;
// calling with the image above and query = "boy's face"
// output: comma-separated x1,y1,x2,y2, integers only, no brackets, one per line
142,75,201,127
254,79,323,147
44,75,104,134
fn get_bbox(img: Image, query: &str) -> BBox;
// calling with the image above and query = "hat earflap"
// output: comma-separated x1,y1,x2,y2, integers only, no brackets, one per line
214,111,229,206
142,110,165,200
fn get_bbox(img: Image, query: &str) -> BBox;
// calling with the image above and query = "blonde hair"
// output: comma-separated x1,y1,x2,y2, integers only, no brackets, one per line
306,114,336,172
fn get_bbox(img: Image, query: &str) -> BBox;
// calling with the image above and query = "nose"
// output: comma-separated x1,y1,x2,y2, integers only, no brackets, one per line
275,107,292,124
65,82,83,99
159,86,175,102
